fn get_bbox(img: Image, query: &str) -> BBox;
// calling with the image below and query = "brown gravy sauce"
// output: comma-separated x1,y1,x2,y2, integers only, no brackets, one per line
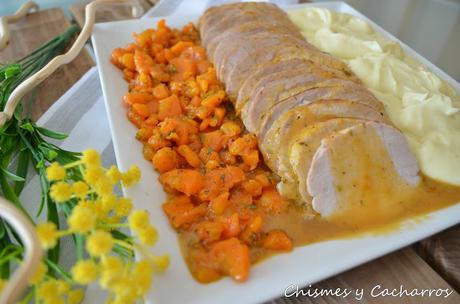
264,126,460,249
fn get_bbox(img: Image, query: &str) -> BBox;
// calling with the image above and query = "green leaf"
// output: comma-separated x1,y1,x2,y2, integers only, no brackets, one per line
0,220,6,239
19,122,34,132
36,158,45,169
0,167,25,182
14,148,29,195
3,64,21,78
0,173,32,222
36,126,68,140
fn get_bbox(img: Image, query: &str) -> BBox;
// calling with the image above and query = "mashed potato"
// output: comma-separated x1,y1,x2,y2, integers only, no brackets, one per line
288,8,460,185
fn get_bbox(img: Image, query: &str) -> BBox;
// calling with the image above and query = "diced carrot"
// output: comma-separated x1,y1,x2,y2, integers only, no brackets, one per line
199,166,244,201
177,145,201,168
170,41,194,55
181,46,206,61
209,238,250,282
242,179,263,197
134,49,154,75
220,121,241,137
229,134,258,156
195,105,213,120
170,57,197,81
195,267,221,283
212,108,226,127
257,187,287,213
134,29,154,47
158,94,182,120
143,144,155,161
122,53,135,69
127,109,144,128
201,90,225,108
152,83,169,99
222,213,240,238
146,101,159,114
261,230,293,252
229,188,253,207
132,103,150,118
147,130,171,151
196,221,225,243
224,166,246,188
162,195,206,228
242,150,259,170
254,173,271,188
196,60,211,75
198,147,220,164
111,48,126,68
201,130,227,152
152,147,179,172
151,64,170,82
136,128,153,141
220,150,236,165
210,192,229,215
123,92,154,105
190,96,201,107
248,215,263,233
196,77,208,94
240,215,263,244
159,169,204,196
173,204,207,228
143,114,159,127
159,117,197,146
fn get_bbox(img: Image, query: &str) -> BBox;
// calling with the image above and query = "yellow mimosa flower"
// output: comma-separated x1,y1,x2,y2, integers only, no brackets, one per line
86,230,114,257
71,260,98,284
46,162,66,181
68,205,96,233
50,181,72,203
36,222,59,249
82,149,101,167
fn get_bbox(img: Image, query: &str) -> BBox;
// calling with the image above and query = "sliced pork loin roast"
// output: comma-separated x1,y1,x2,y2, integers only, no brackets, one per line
207,23,300,65
200,2,421,217
199,2,296,46
260,100,389,183
307,121,421,217
223,41,357,100
258,81,387,139
289,118,363,202
241,75,384,134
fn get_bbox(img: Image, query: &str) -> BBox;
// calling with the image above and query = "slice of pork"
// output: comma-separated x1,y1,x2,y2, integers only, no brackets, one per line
207,21,301,62
259,81,387,139
199,2,294,46
289,118,363,202
307,121,421,217
260,100,388,176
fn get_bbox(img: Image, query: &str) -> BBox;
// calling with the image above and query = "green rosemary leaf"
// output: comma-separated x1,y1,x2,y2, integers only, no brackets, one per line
0,172,31,220
19,122,34,132
0,166,25,182
2,64,21,79
35,126,68,140
0,220,5,239
14,148,29,195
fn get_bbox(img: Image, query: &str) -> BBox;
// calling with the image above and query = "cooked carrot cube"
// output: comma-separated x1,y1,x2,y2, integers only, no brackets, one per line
158,94,182,120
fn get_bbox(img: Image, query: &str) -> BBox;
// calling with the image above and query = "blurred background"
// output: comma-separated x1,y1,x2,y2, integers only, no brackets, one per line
1,0,459,81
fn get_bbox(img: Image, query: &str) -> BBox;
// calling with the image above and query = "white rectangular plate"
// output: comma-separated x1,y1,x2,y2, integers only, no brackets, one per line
91,2,460,304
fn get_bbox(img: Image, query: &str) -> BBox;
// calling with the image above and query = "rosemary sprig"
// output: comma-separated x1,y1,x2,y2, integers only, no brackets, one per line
0,25,80,277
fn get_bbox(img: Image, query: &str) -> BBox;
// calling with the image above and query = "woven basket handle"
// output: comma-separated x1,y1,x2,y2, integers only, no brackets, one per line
0,1,143,303
0,0,143,128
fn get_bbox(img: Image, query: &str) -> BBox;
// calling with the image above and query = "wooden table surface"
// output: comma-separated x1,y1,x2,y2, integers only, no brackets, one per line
1,2,458,303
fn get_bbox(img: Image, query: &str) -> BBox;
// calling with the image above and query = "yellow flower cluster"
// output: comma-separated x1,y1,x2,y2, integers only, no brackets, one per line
32,149,169,304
